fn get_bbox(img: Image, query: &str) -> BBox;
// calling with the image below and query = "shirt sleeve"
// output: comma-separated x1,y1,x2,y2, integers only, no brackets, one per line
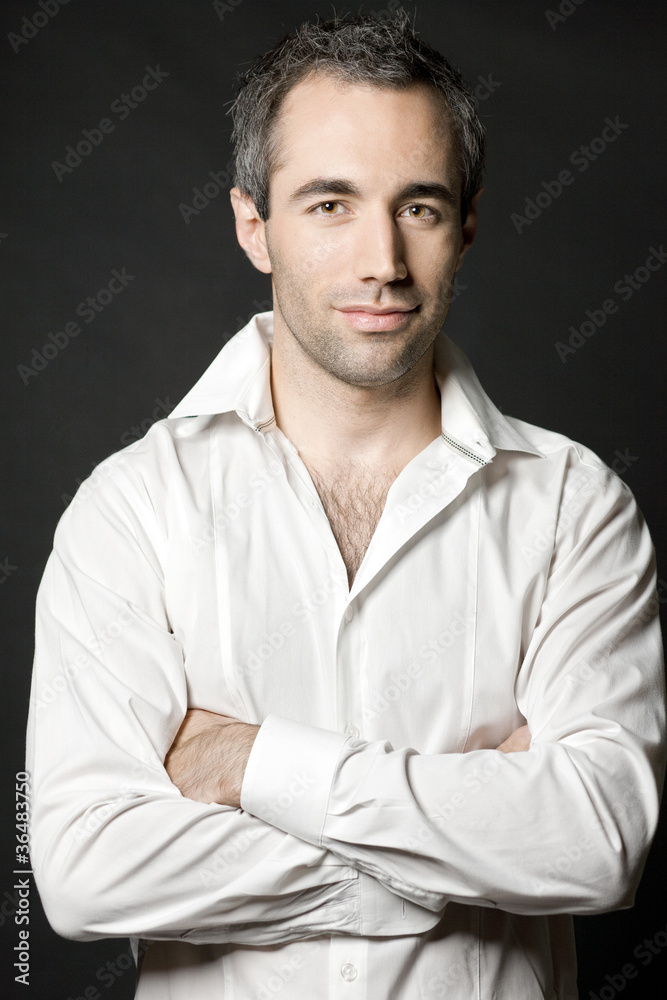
241,468,666,916
26,461,439,945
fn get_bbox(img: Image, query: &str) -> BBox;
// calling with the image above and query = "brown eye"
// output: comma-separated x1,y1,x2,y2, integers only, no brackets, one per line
321,202,338,214
401,204,441,220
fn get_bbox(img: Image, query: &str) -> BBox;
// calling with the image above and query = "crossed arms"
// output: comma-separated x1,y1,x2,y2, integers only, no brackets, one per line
163,709,532,808
26,456,666,945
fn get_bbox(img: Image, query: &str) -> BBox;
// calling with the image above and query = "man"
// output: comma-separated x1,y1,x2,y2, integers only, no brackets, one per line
27,12,665,999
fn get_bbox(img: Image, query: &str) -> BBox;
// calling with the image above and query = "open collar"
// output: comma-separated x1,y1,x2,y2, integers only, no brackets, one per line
169,311,544,460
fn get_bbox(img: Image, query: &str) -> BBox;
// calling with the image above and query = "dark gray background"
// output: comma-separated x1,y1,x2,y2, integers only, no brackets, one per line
2,0,665,997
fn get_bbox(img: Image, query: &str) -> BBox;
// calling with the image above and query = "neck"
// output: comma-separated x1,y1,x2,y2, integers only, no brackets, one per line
269,318,443,473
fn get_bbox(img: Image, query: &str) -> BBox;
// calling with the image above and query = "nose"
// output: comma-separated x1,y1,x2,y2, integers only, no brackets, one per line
351,208,408,284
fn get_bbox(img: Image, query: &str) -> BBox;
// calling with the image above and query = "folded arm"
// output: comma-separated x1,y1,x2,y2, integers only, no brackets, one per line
164,711,531,808
26,466,436,945
235,473,665,916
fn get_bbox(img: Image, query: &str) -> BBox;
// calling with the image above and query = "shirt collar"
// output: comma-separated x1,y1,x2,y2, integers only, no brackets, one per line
431,333,544,460
168,311,544,460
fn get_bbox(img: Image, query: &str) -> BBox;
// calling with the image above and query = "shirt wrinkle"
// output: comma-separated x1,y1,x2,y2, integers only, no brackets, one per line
26,312,665,1000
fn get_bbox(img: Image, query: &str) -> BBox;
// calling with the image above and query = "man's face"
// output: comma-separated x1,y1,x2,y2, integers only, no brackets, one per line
245,73,476,388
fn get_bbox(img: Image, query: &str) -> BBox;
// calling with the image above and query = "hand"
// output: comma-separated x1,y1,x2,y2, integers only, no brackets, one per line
496,724,531,753
164,708,259,807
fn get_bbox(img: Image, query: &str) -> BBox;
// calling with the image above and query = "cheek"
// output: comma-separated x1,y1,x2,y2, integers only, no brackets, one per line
405,224,461,268
296,230,348,280
406,241,458,291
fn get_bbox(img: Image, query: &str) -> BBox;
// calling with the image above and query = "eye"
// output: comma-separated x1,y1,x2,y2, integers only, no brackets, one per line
311,201,346,216
401,204,439,220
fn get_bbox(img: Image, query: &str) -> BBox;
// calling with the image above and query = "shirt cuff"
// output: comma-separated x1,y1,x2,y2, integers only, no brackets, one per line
241,715,444,937
241,713,350,846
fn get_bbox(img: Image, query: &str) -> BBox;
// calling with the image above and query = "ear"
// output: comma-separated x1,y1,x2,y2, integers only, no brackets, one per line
230,187,272,274
455,187,483,272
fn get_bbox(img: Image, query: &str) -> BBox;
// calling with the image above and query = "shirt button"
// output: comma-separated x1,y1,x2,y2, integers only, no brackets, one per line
344,723,360,738
341,963,358,981
426,459,444,469
344,606,354,623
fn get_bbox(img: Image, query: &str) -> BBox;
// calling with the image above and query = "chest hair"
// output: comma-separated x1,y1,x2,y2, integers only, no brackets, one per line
308,461,400,588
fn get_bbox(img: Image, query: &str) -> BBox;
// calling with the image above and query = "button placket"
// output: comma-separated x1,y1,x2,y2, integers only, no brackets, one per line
336,601,365,756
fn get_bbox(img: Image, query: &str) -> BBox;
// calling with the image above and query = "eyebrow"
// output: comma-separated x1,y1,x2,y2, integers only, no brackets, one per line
287,177,458,207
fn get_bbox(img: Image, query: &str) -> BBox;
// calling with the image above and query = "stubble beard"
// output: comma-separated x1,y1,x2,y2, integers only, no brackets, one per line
268,246,455,392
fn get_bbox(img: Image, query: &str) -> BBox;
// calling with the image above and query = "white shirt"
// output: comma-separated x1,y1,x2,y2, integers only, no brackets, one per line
27,311,665,1000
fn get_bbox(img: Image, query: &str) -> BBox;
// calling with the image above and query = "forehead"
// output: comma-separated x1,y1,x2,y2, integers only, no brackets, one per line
271,72,459,193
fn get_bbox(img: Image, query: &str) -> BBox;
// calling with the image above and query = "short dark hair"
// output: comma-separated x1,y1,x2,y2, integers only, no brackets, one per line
229,10,485,221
